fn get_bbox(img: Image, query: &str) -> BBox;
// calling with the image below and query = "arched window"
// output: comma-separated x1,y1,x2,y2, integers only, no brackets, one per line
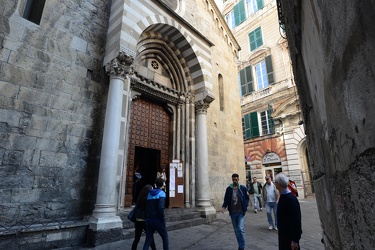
218,74,224,111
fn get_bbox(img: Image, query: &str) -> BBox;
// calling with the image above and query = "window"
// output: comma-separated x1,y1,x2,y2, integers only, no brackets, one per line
243,106,274,140
238,55,274,96
242,112,259,139
22,0,46,25
260,108,274,135
255,60,268,89
246,0,264,16
234,0,246,27
255,55,274,90
239,66,253,96
225,11,235,29
218,74,224,111
249,27,263,51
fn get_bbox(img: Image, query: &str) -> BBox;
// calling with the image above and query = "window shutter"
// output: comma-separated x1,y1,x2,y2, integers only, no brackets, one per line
265,55,274,84
234,0,246,26
249,32,256,51
239,69,246,96
257,0,264,9
242,114,250,139
268,105,275,133
250,112,260,137
245,66,253,92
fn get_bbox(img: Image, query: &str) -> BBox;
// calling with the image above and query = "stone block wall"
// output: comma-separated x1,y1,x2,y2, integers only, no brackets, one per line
280,0,375,248
0,0,111,246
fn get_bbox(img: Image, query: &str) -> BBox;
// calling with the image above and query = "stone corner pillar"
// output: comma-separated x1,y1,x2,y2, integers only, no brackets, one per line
194,91,216,221
87,52,134,247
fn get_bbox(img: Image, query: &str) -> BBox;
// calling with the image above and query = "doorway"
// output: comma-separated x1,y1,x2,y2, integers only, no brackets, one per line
125,97,171,207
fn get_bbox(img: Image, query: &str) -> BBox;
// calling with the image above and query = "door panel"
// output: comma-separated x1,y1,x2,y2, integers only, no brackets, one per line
125,97,171,207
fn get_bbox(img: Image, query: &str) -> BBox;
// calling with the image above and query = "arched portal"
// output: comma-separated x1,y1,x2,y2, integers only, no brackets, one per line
122,24,201,208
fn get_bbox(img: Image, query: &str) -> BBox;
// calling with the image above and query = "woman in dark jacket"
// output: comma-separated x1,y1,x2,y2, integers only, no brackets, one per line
132,185,156,250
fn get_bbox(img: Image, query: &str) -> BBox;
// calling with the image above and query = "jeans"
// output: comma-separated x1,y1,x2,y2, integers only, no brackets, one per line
266,202,278,227
253,194,262,210
132,220,156,250
143,220,169,250
231,212,245,250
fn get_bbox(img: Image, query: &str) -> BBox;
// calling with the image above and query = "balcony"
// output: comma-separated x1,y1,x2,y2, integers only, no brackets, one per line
241,78,293,105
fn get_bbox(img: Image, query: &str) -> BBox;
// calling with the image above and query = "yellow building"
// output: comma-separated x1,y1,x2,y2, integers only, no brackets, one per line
219,0,313,197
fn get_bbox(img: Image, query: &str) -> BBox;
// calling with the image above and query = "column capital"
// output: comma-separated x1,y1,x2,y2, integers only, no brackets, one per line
195,91,214,115
105,52,134,79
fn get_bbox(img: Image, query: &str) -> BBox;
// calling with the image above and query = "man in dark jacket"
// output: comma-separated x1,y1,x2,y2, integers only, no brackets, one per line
143,178,168,250
275,173,302,250
221,173,249,250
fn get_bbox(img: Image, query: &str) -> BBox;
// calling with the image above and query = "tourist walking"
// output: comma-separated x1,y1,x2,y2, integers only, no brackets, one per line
220,173,250,250
143,178,169,250
262,175,279,230
131,185,156,250
275,173,302,250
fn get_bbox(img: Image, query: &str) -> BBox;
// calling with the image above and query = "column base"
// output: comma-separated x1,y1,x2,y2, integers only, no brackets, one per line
196,206,217,222
89,216,123,231
87,216,124,247
87,227,124,247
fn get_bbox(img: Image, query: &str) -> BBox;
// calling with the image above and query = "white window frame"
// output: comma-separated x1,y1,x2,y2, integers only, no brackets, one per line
260,110,272,135
246,0,259,16
225,11,235,29
255,60,269,90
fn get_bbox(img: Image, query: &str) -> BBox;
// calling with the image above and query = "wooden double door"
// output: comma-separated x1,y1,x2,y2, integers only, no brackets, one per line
125,97,171,207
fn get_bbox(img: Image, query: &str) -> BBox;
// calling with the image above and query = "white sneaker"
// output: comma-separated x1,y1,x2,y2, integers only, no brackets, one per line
260,208,263,211
274,227,278,231
268,225,273,230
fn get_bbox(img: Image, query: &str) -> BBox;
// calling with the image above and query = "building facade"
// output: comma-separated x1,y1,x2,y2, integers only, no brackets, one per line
0,0,244,248
219,0,313,197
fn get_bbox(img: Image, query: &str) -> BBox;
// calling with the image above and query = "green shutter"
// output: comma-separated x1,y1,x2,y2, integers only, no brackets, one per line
249,27,263,51
265,55,274,84
245,66,253,92
234,0,246,26
243,114,251,139
257,0,264,9
255,27,263,47
268,105,274,133
239,69,246,95
250,112,259,137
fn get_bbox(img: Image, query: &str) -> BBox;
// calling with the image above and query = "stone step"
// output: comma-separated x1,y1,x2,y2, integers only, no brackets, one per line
120,208,203,229
122,217,207,239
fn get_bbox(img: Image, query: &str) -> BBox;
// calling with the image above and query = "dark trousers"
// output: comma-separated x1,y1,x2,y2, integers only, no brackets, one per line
143,220,169,250
132,221,156,250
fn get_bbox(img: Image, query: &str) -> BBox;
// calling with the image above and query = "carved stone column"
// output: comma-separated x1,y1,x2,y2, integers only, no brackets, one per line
194,92,216,221
88,52,134,246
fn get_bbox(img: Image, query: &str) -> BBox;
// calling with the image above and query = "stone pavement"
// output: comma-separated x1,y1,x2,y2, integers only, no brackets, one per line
92,196,323,250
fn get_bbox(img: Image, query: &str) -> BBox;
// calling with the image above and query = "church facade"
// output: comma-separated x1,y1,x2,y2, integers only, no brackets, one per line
0,0,244,248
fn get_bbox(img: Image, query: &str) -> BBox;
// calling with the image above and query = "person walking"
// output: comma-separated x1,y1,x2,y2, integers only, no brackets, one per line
248,177,263,213
262,175,279,230
143,178,168,250
156,166,167,191
220,173,250,250
275,173,302,250
131,185,156,250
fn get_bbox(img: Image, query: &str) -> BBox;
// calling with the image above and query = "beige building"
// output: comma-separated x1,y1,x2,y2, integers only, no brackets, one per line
0,0,244,248
219,0,313,197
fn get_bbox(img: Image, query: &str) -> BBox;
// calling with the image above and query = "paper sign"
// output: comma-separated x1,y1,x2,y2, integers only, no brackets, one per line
178,185,183,193
170,190,175,197
178,170,183,177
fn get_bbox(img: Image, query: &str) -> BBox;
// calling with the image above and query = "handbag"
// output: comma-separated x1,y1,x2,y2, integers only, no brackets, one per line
127,206,137,223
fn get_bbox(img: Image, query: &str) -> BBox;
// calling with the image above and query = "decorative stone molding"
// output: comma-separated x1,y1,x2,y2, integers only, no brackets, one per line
105,52,135,79
195,91,215,114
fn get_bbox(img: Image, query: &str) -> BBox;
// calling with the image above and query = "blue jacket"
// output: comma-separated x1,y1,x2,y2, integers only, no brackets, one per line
222,184,249,215
145,188,166,222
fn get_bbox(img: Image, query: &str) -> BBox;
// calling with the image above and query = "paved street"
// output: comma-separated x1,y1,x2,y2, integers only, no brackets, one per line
96,196,323,250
